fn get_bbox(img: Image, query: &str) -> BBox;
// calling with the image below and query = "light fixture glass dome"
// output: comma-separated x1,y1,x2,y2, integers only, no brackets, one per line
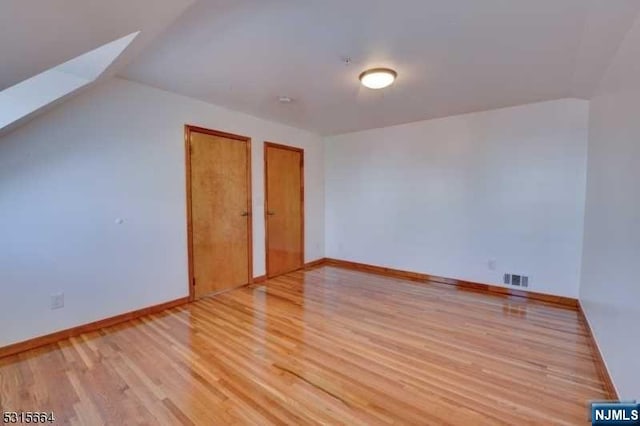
359,68,397,89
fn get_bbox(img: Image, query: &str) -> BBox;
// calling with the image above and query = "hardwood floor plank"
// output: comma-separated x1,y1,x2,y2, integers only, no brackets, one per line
0,266,608,424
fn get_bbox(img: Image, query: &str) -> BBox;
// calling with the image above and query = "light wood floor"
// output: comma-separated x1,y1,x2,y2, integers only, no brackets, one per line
0,266,607,425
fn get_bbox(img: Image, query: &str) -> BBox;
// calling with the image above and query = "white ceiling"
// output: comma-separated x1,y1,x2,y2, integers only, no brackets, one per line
3,0,640,136
0,0,195,91
121,0,640,135
0,32,140,135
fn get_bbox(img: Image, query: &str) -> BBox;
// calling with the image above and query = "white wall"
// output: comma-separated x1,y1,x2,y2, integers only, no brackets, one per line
580,14,640,399
0,77,324,347
325,99,589,298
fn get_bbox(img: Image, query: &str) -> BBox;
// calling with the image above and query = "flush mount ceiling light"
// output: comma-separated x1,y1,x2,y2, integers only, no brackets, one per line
359,68,397,89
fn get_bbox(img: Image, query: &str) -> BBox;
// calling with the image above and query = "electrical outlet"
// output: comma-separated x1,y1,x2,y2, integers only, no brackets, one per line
488,259,497,271
51,293,64,310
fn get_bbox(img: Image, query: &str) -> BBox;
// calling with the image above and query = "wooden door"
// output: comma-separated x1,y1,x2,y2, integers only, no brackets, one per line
186,126,252,299
265,142,304,278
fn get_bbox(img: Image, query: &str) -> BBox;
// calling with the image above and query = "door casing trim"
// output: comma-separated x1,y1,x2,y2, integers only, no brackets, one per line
185,125,254,301
264,141,305,279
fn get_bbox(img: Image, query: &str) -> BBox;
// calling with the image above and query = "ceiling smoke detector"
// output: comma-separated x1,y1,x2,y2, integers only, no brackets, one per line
278,96,293,104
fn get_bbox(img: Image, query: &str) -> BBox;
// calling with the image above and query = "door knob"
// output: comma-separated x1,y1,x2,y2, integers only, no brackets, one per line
267,211,275,216
241,211,250,217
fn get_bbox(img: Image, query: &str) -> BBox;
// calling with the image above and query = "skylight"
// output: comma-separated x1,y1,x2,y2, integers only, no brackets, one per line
0,32,139,134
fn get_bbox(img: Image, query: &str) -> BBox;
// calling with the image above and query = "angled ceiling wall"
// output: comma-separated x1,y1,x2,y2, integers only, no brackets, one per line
0,32,139,134
0,0,195,91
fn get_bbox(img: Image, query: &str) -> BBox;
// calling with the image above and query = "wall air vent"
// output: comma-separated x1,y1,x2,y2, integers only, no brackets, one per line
503,273,530,287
